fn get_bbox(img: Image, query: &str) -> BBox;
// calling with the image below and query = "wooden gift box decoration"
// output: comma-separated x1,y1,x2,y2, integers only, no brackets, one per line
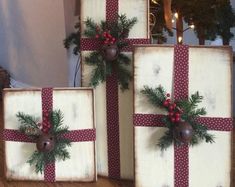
133,45,233,187
80,0,149,179
1,88,96,182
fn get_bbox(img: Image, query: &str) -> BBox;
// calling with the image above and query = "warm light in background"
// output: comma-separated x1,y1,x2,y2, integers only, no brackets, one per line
151,0,159,5
178,36,183,43
174,12,178,19
189,24,195,29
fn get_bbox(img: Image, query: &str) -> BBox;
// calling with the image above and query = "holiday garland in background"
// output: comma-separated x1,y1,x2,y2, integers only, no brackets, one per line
17,110,71,174
83,14,137,90
141,85,214,150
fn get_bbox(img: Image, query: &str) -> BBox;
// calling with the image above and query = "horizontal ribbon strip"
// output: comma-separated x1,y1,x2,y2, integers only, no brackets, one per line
80,38,150,52
1,129,36,143
133,114,166,127
196,117,233,131
61,129,96,142
133,114,233,131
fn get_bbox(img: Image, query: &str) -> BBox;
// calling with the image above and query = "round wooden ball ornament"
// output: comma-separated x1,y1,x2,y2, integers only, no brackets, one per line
36,133,55,152
101,44,119,61
174,121,193,144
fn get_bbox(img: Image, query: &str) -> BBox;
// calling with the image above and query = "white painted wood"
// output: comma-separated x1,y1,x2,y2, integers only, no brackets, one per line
134,46,232,187
80,0,149,179
4,88,96,181
119,0,149,38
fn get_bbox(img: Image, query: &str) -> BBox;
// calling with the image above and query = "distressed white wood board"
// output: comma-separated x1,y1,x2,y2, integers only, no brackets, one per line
80,0,149,179
133,46,233,187
80,0,149,38
82,52,134,179
3,88,96,182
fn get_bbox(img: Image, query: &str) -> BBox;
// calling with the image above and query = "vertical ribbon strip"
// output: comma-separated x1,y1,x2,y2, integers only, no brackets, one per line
106,73,120,178
173,45,189,187
105,0,120,178
133,45,233,187
41,88,55,182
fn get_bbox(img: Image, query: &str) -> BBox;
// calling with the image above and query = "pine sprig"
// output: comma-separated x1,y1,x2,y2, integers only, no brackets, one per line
141,85,215,150
50,110,64,132
141,85,167,108
84,18,98,37
83,14,137,90
16,112,40,133
17,110,72,174
64,18,80,55
27,151,45,174
117,64,132,90
157,130,173,151
176,92,206,120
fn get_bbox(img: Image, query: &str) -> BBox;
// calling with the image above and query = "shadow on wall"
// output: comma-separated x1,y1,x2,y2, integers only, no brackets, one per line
0,0,35,84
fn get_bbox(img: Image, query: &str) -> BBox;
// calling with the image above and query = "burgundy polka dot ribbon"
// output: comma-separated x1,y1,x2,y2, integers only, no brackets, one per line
133,45,233,187
80,0,150,179
1,88,96,182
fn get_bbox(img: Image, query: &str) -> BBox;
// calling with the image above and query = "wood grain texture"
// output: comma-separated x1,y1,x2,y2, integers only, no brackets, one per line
133,46,233,187
0,100,133,187
80,0,149,179
3,89,96,181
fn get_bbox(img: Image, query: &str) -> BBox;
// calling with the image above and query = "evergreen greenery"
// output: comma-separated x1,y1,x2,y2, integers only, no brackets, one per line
141,85,214,150
64,19,81,87
16,110,71,174
84,14,137,90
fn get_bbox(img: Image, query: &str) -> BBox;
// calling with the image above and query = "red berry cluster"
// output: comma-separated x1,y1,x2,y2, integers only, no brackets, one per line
163,93,182,123
41,111,51,133
96,31,116,45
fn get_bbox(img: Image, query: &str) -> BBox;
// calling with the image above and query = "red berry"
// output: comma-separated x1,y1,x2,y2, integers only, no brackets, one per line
166,93,170,97
169,105,174,111
112,38,115,41
166,98,171,103
95,34,99,38
110,41,114,44
175,117,180,122
175,113,180,117
168,112,174,116
171,117,176,122
163,101,169,107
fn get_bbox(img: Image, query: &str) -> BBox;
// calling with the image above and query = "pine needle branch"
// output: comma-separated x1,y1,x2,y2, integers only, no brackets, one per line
16,112,39,130
117,64,132,90
50,110,64,132
141,86,167,108
157,130,173,151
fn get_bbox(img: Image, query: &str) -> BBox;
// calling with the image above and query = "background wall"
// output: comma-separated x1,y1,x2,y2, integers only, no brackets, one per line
0,0,71,87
